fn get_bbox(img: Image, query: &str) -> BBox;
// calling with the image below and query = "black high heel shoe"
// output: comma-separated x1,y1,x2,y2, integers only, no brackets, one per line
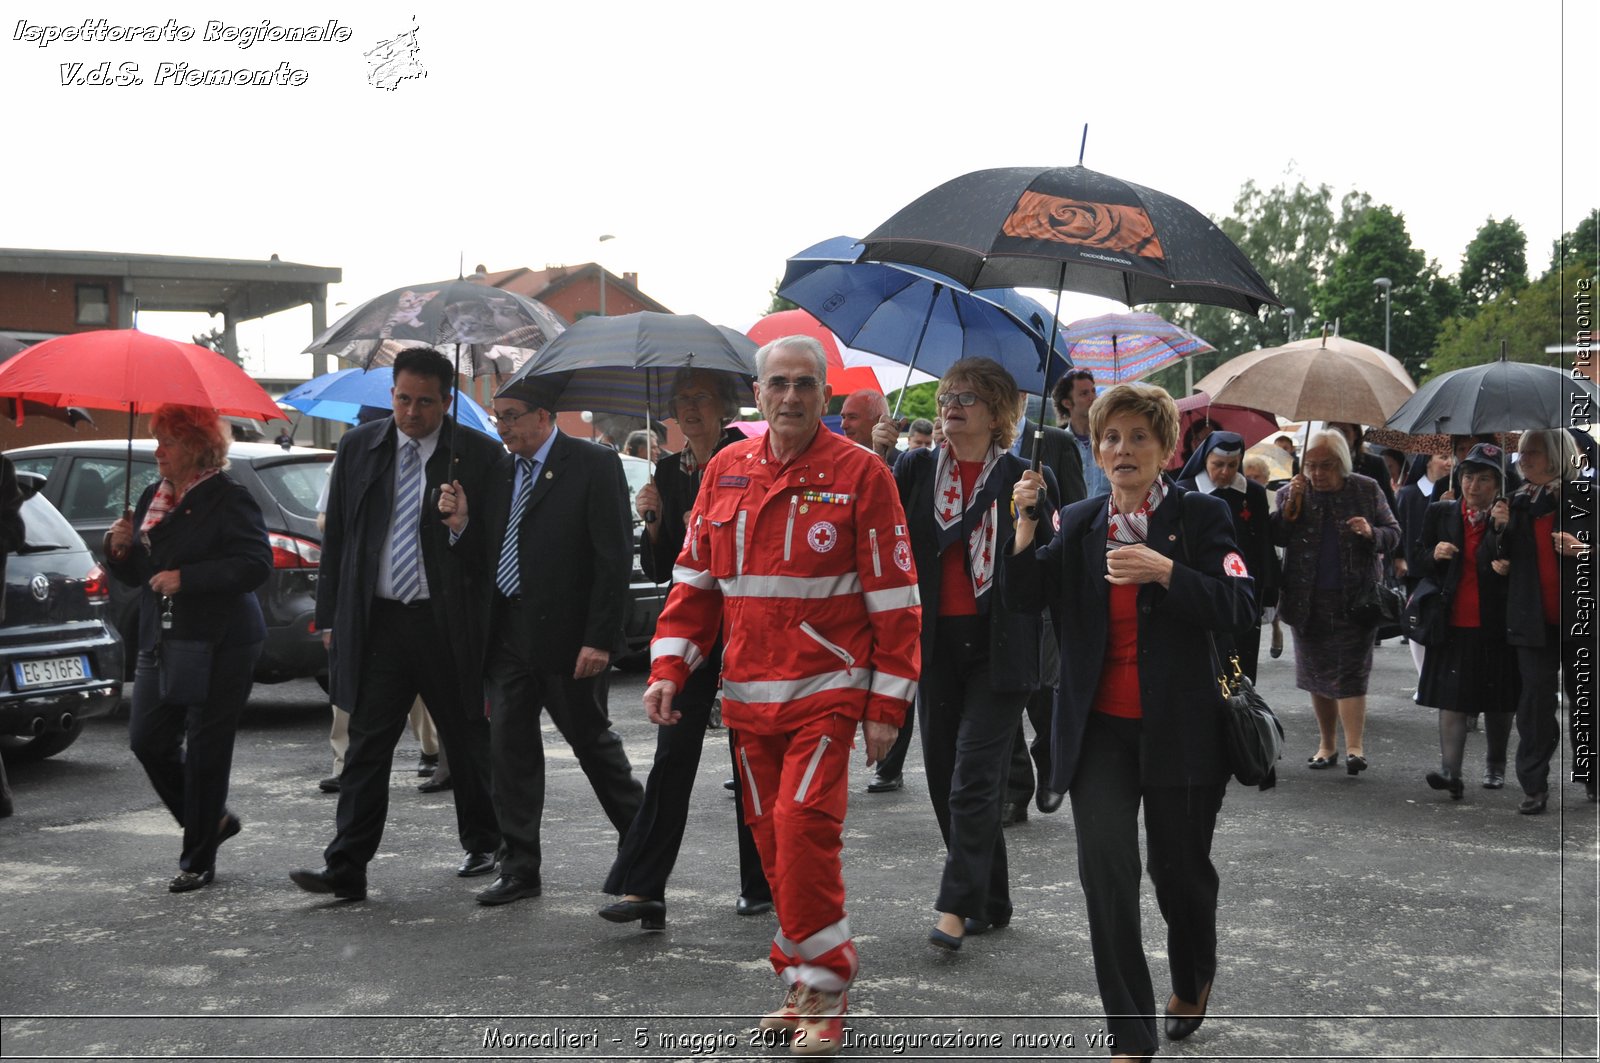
1346,754,1368,776
1425,771,1464,800
598,898,666,930
1307,752,1339,769
1164,981,1212,1041
928,926,963,951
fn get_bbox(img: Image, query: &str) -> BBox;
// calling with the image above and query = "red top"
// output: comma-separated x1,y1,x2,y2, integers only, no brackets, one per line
1535,512,1561,625
1448,507,1487,629
938,460,985,617
1092,582,1142,718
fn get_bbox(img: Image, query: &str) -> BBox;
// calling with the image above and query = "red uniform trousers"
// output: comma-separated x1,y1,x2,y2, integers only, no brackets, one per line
734,711,860,993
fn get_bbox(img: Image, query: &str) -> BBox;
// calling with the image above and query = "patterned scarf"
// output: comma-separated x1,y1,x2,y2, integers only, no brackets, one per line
1463,499,1486,528
1106,478,1168,547
933,442,1002,600
140,468,222,539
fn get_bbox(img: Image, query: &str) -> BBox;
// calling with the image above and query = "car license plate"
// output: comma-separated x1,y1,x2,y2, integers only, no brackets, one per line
13,655,92,689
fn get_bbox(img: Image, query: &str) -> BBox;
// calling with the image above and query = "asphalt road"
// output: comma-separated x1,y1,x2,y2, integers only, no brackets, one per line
1,639,1596,1062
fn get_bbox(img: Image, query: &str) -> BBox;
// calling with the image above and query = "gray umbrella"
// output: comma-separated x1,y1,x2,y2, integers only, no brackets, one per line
1385,350,1598,434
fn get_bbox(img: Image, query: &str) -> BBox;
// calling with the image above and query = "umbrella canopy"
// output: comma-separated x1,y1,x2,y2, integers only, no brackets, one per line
1243,440,1294,482
1194,334,1413,398
1205,345,1416,426
1167,392,1279,470
861,165,1280,313
278,367,499,438
498,311,756,419
0,329,283,421
776,236,1071,394
746,309,938,397
1384,355,1600,434
1058,311,1214,384
305,279,567,375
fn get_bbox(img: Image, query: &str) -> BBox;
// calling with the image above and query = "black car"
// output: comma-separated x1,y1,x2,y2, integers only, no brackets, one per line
0,472,123,761
6,440,332,685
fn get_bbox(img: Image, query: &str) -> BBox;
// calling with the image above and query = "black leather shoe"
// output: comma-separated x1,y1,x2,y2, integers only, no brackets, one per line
736,895,773,916
963,912,1011,935
169,869,214,893
1306,752,1339,769
218,814,242,845
289,866,366,901
1036,786,1064,814
1000,801,1028,827
865,772,903,793
599,898,666,930
928,926,963,951
723,778,737,792
318,776,340,794
477,874,541,906
457,851,497,877
1346,754,1369,776
1164,982,1212,1041
1518,792,1548,815
418,774,453,794
417,752,439,777
1425,771,1464,800
1483,770,1505,790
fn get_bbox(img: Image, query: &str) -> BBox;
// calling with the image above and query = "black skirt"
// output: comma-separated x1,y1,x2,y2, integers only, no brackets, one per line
1417,624,1520,716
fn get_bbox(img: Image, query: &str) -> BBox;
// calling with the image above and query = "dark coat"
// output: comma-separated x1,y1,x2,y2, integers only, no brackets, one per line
1488,480,1599,648
1001,485,1256,791
0,456,27,624
1021,418,1088,506
639,428,743,583
1272,473,1400,628
1355,450,1398,514
455,430,632,674
315,416,505,713
895,447,1054,692
105,473,272,652
1394,477,1447,570
1175,475,1278,610
1413,499,1510,629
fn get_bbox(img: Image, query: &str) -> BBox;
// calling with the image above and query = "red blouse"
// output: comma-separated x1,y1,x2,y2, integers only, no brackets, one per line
1448,508,1487,629
1092,582,1142,718
937,460,984,617
1534,512,1561,625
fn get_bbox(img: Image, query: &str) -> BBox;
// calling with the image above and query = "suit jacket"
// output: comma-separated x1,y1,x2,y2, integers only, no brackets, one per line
0,456,23,624
316,415,506,713
1001,486,1255,791
895,447,1054,692
457,430,632,674
1413,498,1509,631
1487,481,1598,648
1020,418,1087,506
105,473,272,652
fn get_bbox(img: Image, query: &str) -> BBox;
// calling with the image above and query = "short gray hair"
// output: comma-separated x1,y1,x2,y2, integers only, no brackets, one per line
754,335,827,381
1305,429,1353,476
670,367,741,423
1519,428,1583,483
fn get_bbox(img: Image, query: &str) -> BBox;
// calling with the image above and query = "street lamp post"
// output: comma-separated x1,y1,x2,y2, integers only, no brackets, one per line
1284,307,1296,342
597,234,615,317
1373,277,1392,353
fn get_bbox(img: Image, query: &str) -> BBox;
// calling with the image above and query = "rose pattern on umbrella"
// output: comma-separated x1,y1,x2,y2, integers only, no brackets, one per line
1001,191,1165,261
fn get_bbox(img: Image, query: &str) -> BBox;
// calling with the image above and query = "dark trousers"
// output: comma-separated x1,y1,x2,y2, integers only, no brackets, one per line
605,645,769,903
325,600,499,873
1069,711,1227,1058
874,700,916,781
485,599,642,882
1514,631,1589,797
1006,686,1054,804
128,642,260,873
918,615,1027,922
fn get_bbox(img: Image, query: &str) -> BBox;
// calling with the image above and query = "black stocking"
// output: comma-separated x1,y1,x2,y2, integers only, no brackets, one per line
1438,710,1470,778
1482,712,1512,772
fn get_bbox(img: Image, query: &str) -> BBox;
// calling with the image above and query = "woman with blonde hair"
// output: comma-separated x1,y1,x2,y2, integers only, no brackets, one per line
106,404,272,892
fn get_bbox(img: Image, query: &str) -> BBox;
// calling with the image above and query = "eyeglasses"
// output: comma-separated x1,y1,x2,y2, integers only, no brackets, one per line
936,391,980,408
672,391,717,408
1302,460,1340,473
489,408,533,427
762,376,822,394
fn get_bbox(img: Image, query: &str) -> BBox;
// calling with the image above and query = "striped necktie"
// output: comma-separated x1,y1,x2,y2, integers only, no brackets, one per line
389,438,425,603
495,456,535,597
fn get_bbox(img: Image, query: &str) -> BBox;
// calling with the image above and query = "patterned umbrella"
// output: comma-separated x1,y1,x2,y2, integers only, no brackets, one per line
1058,311,1214,383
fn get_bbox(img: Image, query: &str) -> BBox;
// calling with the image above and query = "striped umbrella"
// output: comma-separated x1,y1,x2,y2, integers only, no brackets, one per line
1056,311,1214,383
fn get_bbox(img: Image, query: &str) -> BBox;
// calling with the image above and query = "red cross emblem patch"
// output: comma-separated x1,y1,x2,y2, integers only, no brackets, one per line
1223,551,1249,577
807,521,838,553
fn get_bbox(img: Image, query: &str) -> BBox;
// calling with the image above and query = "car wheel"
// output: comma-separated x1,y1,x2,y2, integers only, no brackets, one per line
0,718,87,762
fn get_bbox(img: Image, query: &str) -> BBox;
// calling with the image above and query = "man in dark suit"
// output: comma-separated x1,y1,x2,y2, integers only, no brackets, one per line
290,348,503,901
1004,398,1088,823
439,373,642,906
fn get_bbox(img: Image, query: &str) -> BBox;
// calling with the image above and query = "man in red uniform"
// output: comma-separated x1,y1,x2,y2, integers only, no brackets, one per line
644,335,921,1056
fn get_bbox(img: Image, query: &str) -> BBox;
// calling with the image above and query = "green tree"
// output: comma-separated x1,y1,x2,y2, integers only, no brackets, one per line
1550,207,1599,277
1459,216,1528,312
1145,173,1371,395
885,380,937,423
1318,205,1444,378
766,277,797,315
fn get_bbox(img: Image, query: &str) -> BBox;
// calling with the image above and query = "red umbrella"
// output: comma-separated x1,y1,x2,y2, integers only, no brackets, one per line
0,329,285,509
1167,391,1280,470
746,309,895,396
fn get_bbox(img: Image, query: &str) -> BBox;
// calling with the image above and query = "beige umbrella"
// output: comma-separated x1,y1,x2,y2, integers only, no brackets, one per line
1200,342,1416,426
1194,334,1414,398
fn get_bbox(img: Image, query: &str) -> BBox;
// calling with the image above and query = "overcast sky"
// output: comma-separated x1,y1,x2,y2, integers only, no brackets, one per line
4,0,1593,378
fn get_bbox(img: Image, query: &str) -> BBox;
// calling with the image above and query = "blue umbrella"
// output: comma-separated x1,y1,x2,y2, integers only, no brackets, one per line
279,367,499,438
776,236,1073,414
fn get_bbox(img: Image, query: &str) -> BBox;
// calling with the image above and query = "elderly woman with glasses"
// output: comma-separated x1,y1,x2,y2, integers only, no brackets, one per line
600,368,770,930
1274,429,1400,776
890,357,1055,953
1006,383,1254,1062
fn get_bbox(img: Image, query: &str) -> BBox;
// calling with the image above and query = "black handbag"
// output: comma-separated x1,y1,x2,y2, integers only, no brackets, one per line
1350,579,1405,627
1402,578,1448,646
156,598,214,704
1207,631,1284,790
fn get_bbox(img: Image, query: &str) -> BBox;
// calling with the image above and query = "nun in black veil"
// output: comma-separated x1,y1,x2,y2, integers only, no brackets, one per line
1175,431,1277,681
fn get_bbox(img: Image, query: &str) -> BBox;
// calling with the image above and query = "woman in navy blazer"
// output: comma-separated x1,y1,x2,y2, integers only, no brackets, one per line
894,358,1056,952
1004,384,1254,1061
107,405,272,894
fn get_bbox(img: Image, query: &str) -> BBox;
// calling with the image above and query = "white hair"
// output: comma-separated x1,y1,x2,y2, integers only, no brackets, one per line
754,335,828,381
1305,429,1353,476
1519,428,1584,484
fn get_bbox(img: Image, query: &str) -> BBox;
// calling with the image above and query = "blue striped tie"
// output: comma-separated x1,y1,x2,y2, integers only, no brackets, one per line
389,439,424,603
495,457,535,597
